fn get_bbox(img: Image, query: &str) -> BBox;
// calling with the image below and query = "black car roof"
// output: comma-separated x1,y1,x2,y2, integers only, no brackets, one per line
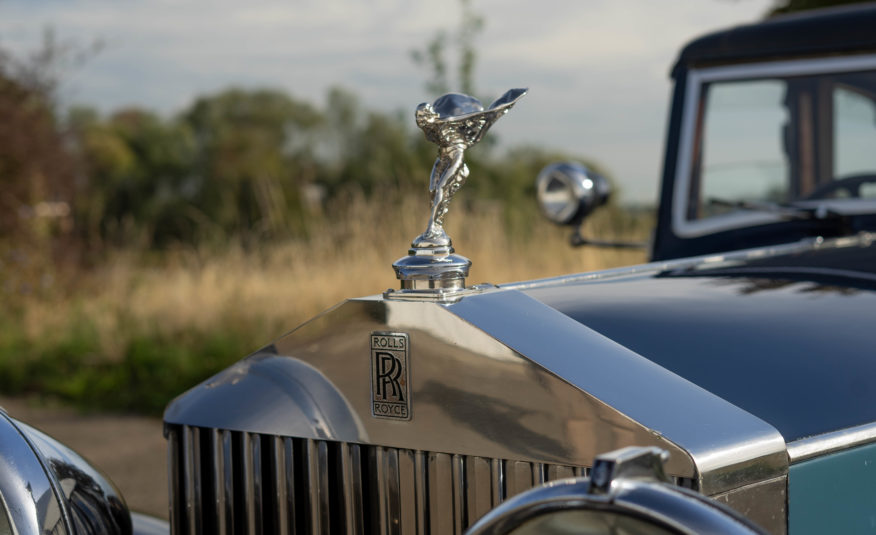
672,3,876,77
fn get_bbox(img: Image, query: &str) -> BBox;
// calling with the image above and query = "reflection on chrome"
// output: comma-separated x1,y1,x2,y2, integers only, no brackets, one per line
0,410,132,535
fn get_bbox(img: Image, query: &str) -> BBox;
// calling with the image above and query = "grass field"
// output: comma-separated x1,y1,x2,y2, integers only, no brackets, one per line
0,195,651,414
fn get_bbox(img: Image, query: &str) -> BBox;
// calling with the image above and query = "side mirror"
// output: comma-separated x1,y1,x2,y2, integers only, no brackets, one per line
536,162,611,226
536,162,647,249
465,447,767,535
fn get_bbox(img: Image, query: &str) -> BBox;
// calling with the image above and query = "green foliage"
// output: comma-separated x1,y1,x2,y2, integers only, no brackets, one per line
72,107,198,246
183,88,322,240
0,308,257,415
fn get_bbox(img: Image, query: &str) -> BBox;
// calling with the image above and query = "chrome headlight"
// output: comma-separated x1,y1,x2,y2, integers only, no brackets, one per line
466,447,767,535
0,409,132,535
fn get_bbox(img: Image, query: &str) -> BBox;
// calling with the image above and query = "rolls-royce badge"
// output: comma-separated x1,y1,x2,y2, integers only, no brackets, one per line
371,331,411,420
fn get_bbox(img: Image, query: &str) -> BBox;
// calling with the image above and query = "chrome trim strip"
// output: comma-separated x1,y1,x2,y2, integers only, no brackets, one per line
500,237,823,290
447,289,788,495
672,54,876,239
788,422,876,463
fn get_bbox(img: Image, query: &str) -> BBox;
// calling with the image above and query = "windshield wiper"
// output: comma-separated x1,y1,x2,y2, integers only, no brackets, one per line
708,198,843,221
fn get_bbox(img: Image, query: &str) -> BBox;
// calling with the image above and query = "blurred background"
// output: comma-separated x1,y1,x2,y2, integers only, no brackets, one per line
0,0,862,519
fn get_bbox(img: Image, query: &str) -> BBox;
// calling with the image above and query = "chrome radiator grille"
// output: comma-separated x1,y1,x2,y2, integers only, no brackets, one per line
166,424,588,534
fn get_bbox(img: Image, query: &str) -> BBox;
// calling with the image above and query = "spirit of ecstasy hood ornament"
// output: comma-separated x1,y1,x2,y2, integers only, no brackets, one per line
391,88,527,296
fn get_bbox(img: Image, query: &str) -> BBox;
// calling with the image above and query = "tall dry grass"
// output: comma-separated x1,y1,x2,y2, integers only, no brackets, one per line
2,194,650,413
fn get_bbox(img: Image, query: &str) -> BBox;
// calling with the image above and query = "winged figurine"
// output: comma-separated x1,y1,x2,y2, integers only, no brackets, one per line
412,88,528,249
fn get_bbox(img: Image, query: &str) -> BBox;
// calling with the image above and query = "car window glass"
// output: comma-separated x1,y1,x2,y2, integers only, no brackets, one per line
688,68,876,221
834,85,876,197
696,80,789,218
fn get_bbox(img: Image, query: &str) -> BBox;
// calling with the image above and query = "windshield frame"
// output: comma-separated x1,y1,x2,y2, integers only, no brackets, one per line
672,53,876,238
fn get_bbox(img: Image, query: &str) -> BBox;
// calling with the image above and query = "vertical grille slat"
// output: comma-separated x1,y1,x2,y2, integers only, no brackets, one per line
375,446,401,535
241,433,262,535
467,456,493,524
212,429,233,535
397,449,418,535
491,458,504,507
506,460,535,498
414,450,428,534
271,437,292,535
533,463,546,486
451,455,465,534
427,452,453,535
547,464,574,481
182,426,202,535
168,424,600,535
340,443,364,535
305,439,331,534
167,427,181,534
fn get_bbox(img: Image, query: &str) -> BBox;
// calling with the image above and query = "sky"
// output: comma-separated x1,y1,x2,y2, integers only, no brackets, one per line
0,0,775,204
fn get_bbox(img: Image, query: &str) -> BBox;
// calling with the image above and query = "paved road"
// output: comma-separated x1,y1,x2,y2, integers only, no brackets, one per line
0,397,168,520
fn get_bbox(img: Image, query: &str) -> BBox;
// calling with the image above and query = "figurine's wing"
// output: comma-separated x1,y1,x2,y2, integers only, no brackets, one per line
488,88,528,111
464,88,529,145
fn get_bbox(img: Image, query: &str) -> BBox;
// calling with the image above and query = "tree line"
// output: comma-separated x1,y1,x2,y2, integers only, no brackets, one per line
2,66,598,263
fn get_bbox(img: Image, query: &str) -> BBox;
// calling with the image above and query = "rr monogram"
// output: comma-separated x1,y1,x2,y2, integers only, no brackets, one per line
370,332,411,420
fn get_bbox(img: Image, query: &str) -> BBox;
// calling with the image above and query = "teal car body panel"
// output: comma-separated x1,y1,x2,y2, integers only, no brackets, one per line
790,442,876,534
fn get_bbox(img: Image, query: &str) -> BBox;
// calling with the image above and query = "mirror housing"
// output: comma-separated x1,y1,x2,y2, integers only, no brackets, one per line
536,162,611,226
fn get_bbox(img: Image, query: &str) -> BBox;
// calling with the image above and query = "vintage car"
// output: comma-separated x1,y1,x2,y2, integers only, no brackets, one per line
159,5,876,535
5,4,876,535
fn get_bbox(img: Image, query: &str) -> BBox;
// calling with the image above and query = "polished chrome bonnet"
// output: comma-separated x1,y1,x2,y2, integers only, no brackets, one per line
165,287,788,532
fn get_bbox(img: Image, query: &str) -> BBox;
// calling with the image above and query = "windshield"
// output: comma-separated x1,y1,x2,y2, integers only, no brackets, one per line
687,68,876,220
